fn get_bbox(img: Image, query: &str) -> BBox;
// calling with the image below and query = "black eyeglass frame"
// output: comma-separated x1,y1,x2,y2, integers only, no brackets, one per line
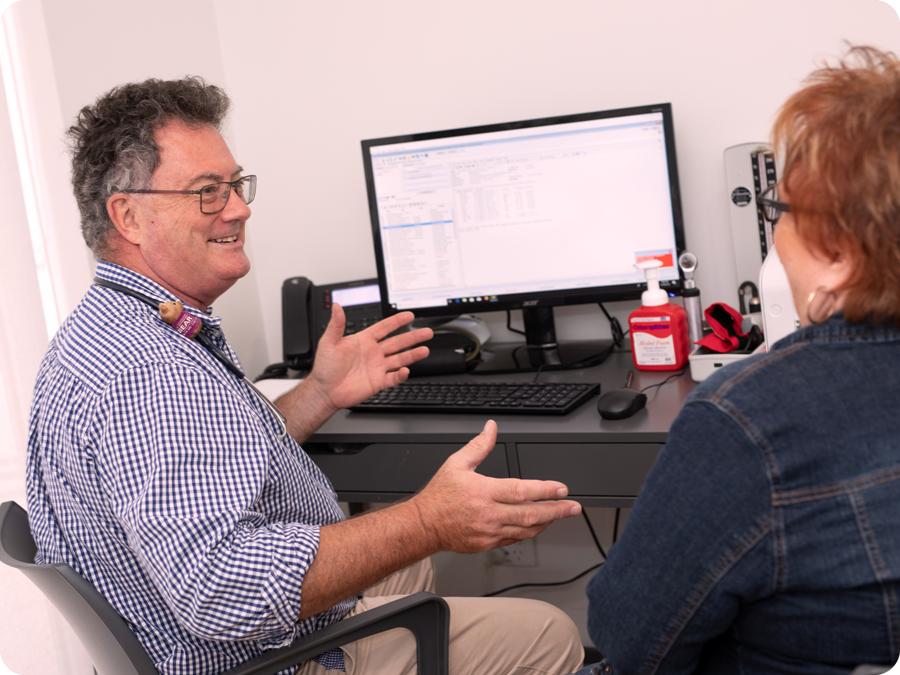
757,182,790,225
121,174,257,214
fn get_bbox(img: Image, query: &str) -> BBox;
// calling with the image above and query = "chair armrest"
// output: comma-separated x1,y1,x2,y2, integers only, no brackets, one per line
221,592,450,675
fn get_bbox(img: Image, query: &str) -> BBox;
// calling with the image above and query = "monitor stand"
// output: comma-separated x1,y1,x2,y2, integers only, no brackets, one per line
470,307,614,375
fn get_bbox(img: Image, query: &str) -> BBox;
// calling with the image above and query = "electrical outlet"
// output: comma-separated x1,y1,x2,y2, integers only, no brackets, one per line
498,539,537,566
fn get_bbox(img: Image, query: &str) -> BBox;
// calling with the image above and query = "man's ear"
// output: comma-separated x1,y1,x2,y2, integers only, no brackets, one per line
106,193,143,245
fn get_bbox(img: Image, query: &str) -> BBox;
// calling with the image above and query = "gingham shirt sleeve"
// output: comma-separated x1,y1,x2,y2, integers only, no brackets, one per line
94,360,318,642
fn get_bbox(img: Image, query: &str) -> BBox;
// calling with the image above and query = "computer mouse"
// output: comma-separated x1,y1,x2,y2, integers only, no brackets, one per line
597,388,648,420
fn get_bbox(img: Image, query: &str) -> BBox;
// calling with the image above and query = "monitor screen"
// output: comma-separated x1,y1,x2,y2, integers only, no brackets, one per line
361,103,686,371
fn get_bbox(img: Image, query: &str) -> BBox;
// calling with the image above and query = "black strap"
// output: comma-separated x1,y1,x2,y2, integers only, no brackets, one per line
92,276,159,307
92,277,245,379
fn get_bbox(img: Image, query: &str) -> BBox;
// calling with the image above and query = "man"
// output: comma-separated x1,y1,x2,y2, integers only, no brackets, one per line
25,77,584,675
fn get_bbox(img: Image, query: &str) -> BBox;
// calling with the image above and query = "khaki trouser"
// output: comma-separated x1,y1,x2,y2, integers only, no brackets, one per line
296,557,584,675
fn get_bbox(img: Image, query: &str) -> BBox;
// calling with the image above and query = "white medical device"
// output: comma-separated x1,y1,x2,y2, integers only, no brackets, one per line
758,246,800,350
724,142,777,300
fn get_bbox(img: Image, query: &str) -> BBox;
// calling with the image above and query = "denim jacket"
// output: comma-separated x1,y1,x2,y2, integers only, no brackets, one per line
581,315,900,675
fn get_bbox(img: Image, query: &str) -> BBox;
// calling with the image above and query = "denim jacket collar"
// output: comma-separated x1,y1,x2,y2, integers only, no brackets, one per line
773,313,900,351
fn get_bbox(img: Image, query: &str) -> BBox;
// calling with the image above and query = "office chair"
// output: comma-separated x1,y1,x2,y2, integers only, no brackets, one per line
0,501,450,675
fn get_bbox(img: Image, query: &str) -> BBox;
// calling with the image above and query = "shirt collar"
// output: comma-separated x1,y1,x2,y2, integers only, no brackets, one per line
94,260,221,325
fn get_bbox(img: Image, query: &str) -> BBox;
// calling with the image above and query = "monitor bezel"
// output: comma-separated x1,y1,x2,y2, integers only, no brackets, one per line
361,102,687,322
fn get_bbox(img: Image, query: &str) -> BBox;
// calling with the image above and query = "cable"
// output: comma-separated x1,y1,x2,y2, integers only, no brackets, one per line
612,508,621,544
506,310,526,336
480,509,615,598
509,343,614,373
432,324,483,363
254,362,289,382
481,562,603,597
598,303,625,347
510,344,528,370
738,281,760,316
500,303,627,373
639,368,687,394
481,510,608,597
532,365,546,383
582,510,607,560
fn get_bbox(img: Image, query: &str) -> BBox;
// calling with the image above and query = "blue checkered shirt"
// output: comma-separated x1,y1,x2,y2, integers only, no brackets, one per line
26,261,355,674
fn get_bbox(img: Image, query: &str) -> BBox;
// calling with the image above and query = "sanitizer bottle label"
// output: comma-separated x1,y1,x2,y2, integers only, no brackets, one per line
630,316,677,366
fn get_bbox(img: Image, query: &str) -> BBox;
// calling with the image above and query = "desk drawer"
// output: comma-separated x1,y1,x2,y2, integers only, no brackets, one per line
517,443,662,497
309,443,509,494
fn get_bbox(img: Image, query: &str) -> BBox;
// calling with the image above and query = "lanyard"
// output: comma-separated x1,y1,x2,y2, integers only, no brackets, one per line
92,277,288,439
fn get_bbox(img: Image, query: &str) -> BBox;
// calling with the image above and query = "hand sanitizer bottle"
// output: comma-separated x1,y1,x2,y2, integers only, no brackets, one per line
628,260,690,371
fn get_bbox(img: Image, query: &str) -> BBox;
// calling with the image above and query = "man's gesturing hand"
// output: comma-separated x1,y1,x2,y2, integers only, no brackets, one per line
308,303,433,413
296,420,581,618
410,420,582,553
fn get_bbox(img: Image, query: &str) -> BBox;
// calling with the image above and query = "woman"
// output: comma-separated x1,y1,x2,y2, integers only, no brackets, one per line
575,46,900,675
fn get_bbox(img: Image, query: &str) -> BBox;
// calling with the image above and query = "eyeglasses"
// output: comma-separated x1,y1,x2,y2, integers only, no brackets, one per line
757,182,790,224
122,175,257,214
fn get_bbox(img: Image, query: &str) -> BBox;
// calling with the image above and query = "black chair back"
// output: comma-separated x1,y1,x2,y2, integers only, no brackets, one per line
0,501,158,675
1,500,451,675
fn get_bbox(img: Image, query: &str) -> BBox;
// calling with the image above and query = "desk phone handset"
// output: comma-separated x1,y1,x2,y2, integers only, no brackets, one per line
281,277,382,371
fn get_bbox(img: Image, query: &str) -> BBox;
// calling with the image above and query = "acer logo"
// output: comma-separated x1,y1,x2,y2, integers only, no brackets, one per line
522,300,540,307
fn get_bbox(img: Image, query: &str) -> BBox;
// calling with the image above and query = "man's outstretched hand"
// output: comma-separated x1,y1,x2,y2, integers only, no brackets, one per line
410,420,583,553
299,420,583,619
308,303,433,411
276,304,432,442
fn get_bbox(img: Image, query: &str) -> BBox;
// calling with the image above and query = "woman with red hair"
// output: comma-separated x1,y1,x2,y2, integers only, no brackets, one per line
576,46,900,675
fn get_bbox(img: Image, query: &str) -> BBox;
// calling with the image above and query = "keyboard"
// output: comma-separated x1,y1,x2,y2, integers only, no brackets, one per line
350,381,601,415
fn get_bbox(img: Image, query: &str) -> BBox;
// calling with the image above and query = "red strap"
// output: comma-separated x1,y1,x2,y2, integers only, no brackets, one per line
696,303,747,353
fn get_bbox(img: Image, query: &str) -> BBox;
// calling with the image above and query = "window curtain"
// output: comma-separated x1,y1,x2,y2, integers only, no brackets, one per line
0,1,93,672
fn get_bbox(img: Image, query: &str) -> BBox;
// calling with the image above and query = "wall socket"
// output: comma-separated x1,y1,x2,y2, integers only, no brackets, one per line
493,539,538,567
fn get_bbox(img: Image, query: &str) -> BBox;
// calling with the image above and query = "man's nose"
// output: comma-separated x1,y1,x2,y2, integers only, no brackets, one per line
221,189,252,221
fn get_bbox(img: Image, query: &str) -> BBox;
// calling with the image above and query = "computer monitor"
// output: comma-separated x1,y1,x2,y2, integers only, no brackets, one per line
361,103,686,373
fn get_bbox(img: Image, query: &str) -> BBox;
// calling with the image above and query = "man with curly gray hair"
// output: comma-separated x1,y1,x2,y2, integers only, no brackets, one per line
69,77,231,258
26,76,585,675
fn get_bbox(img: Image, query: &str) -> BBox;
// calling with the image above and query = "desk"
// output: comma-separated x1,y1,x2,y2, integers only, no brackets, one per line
293,350,696,508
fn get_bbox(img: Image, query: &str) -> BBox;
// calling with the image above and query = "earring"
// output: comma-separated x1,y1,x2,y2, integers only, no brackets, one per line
805,287,837,325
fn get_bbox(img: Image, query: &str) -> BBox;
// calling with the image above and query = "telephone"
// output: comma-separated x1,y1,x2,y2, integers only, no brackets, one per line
281,277,382,370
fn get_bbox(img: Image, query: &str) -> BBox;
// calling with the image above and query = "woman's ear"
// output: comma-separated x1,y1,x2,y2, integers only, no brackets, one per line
824,239,857,292
106,193,143,245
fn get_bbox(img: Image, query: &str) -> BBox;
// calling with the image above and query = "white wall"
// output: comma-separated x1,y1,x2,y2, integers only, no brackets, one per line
211,0,900,367
4,0,900,669
37,0,271,379
24,0,900,374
